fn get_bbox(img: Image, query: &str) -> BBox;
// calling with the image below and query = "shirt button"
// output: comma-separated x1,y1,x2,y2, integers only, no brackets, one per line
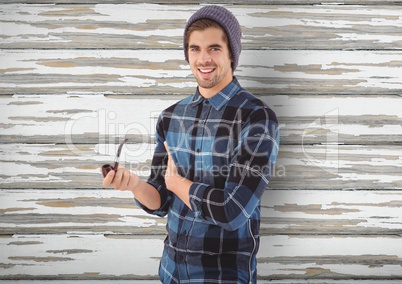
204,100,209,105
196,148,200,153
195,176,200,181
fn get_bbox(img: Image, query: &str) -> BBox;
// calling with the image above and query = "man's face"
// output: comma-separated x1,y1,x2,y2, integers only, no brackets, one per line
187,27,233,97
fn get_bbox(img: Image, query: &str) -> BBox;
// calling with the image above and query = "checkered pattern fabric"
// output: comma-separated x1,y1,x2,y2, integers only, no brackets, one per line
136,77,280,283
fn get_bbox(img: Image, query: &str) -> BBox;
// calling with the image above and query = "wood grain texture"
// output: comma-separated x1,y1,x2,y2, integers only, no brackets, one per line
2,0,402,4
1,4,402,50
1,94,402,145
1,189,401,235
1,234,401,280
0,143,401,189
1,1,401,282
1,189,401,280
1,50,401,95
1,279,401,284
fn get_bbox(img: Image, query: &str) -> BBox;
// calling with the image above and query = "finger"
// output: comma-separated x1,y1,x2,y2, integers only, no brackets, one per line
164,142,178,178
164,141,172,170
164,141,175,167
164,141,171,158
163,142,170,161
119,170,131,190
111,167,125,189
102,169,115,187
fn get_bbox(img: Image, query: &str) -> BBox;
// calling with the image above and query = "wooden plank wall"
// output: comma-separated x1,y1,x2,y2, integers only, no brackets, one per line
1,1,402,282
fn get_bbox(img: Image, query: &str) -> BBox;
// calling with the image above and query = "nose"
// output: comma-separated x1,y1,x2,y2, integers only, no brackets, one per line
198,49,212,65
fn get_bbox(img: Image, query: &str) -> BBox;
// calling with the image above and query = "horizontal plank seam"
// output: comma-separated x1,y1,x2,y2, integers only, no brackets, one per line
2,1,402,5
1,48,402,52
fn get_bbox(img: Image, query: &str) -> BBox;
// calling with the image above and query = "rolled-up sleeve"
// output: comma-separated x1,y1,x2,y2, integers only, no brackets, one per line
189,106,280,231
135,114,171,217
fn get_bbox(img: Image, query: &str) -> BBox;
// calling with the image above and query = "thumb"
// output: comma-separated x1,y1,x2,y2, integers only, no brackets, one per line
164,141,170,156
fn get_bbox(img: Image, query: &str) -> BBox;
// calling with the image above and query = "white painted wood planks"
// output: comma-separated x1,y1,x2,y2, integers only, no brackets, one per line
1,4,401,50
1,189,401,280
0,143,401,189
1,234,401,280
1,50,401,95
1,94,401,144
1,1,402,282
1,189,401,235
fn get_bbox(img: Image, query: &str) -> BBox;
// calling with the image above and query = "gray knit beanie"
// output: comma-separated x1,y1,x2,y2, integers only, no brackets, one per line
184,5,242,70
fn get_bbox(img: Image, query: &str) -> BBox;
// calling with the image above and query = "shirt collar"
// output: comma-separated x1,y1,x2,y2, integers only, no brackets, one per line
191,77,241,111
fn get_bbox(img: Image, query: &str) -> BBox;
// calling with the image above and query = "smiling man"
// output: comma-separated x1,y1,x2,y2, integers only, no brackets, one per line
186,24,233,97
103,5,280,283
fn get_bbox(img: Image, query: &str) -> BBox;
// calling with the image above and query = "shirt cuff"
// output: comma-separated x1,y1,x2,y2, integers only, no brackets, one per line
134,181,170,217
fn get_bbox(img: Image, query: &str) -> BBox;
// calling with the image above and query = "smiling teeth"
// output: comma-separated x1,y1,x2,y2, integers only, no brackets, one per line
199,69,214,73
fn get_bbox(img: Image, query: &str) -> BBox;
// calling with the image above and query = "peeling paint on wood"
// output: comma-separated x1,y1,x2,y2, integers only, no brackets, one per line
262,190,402,235
1,94,402,145
258,235,402,280
1,233,401,281
1,50,401,95
2,0,401,4
1,143,402,189
0,234,164,280
1,1,401,282
1,4,402,50
1,189,401,235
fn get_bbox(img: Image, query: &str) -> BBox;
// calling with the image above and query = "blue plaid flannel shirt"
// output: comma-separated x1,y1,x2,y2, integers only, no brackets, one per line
136,77,280,283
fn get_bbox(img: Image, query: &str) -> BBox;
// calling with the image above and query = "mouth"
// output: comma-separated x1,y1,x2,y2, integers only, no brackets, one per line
198,67,216,75
198,67,215,79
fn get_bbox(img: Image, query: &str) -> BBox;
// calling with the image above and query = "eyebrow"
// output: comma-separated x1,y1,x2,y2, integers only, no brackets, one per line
209,44,223,49
189,44,223,49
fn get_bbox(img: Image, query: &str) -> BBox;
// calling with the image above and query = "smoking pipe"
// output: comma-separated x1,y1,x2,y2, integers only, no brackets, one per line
102,138,128,177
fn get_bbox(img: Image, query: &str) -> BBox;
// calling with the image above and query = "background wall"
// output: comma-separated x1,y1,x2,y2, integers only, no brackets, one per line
1,0,401,282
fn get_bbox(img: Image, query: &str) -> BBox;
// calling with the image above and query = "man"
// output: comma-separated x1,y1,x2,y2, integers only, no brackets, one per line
103,5,280,283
